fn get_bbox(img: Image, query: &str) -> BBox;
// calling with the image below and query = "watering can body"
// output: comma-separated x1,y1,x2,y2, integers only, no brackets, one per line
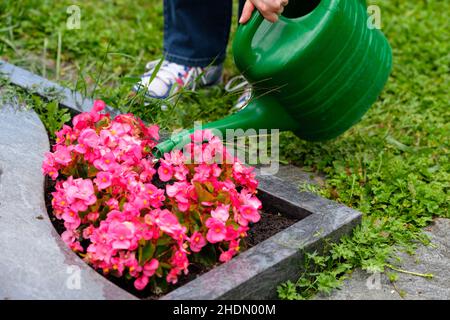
233,0,393,141
155,0,392,155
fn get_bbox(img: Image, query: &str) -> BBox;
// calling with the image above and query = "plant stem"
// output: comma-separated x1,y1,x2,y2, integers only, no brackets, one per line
386,264,433,279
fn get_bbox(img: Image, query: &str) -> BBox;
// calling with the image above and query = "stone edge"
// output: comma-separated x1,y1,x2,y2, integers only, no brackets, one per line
163,175,362,300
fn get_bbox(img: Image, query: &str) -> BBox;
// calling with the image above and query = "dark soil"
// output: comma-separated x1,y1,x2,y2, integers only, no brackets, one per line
246,211,299,248
44,176,300,299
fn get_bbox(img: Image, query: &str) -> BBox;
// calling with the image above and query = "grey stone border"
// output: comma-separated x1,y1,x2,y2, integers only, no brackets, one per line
0,101,135,300
163,175,361,299
0,61,362,300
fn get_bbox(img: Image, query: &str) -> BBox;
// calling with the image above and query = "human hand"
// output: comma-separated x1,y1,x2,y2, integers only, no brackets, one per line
239,0,289,24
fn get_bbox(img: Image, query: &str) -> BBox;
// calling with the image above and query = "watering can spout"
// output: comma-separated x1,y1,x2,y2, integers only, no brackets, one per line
154,95,299,157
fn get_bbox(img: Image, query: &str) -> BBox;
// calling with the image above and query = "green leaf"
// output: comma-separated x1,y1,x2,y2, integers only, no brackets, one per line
156,236,172,246
194,182,215,203
138,241,156,265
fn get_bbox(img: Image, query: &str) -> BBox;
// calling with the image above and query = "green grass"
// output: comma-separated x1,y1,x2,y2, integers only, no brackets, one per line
1,0,449,299
0,0,240,128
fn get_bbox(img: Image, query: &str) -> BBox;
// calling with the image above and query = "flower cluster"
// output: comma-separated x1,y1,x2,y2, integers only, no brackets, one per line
42,101,261,291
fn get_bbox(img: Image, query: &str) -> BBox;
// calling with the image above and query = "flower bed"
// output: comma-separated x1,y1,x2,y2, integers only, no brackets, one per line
42,100,299,297
1,62,362,300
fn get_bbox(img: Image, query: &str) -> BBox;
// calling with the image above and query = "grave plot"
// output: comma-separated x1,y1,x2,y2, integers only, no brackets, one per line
0,61,361,299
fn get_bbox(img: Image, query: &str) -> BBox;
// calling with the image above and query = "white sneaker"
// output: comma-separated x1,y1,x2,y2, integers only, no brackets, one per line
133,59,223,99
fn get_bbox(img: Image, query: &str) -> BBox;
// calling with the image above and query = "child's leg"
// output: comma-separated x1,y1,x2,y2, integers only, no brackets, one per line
163,0,233,67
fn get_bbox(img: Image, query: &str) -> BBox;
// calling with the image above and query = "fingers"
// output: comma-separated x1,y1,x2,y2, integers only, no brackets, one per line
239,1,255,24
262,11,279,23
239,0,290,24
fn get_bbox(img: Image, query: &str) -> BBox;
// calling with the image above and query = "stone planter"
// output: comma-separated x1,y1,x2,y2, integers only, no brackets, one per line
163,174,361,300
0,61,362,300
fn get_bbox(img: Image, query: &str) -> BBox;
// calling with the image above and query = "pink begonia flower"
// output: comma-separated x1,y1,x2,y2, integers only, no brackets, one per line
229,239,240,251
190,129,214,143
98,129,116,148
92,99,105,112
210,163,222,177
93,152,117,171
130,194,151,211
46,170,59,180
78,128,99,148
173,164,189,181
111,122,132,137
239,189,262,209
137,224,154,241
92,223,110,241
211,204,230,223
51,188,66,205
89,100,106,122
67,241,83,252
70,200,89,213
86,211,99,222
143,259,159,277
144,184,165,207
125,256,142,277
155,209,185,239
88,242,113,262
43,152,55,167
82,225,95,239
239,204,261,223
166,182,191,212
73,142,87,154
237,225,249,237
158,162,173,182
172,250,189,270
42,152,59,179
54,124,71,145
165,181,190,198
189,231,207,253
193,163,211,182
166,268,180,284
134,276,149,290
219,249,237,263
61,229,76,245
72,112,91,131
145,124,160,141
205,218,226,243
163,149,185,166
53,145,72,166
224,225,239,241
200,136,226,164
72,178,97,205
110,256,125,276
94,171,113,190
108,221,136,250
62,177,78,203
139,159,156,181
62,209,80,224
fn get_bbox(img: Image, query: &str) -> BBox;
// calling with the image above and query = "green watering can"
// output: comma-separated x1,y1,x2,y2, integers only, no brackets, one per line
155,0,392,156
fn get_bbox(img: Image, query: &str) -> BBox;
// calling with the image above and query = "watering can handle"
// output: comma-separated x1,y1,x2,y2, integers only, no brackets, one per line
233,10,264,69
237,10,264,43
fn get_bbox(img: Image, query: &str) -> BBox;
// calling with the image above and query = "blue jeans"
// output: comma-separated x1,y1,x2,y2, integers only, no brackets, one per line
163,0,245,67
